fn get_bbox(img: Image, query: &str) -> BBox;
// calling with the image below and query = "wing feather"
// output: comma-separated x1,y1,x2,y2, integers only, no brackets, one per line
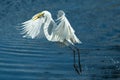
54,11,82,45
20,17,45,39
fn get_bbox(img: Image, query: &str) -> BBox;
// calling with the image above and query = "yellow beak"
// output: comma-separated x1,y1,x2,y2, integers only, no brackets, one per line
32,12,44,20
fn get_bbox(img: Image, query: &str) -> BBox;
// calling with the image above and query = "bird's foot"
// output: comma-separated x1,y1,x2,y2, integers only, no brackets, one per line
73,64,80,74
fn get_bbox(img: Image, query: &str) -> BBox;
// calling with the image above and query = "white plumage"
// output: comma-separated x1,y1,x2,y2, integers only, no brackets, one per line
21,10,81,45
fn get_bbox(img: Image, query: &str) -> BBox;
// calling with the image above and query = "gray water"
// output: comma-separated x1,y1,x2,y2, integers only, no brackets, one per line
0,0,120,80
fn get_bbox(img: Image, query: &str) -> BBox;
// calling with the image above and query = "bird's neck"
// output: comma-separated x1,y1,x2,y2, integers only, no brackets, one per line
43,17,53,41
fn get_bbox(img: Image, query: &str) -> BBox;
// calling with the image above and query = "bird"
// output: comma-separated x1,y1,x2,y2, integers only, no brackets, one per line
20,10,82,74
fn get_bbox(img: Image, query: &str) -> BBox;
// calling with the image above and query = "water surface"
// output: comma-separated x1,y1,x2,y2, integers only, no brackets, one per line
0,0,120,80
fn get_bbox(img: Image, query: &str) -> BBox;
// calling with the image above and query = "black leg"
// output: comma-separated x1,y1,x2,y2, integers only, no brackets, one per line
68,46,80,74
73,46,82,73
77,48,82,72
73,49,80,74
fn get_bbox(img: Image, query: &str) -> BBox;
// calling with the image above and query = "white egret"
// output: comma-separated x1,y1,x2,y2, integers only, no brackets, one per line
20,10,82,74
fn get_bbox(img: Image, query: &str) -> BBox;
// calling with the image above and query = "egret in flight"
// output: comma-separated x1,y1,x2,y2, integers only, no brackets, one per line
20,10,82,74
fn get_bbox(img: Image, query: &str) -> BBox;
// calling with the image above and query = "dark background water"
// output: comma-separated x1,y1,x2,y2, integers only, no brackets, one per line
0,0,120,80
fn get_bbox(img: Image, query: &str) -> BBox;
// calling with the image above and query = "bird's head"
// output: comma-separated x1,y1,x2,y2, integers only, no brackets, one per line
32,11,51,21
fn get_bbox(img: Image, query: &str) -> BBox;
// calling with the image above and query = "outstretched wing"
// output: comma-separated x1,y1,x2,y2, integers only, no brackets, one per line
20,13,45,39
54,10,82,45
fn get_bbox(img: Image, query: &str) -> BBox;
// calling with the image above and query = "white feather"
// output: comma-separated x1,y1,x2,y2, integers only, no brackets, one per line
21,17,45,39
54,11,82,45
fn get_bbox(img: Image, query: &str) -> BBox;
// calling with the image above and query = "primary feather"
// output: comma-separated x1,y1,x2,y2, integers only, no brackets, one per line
21,17,45,39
